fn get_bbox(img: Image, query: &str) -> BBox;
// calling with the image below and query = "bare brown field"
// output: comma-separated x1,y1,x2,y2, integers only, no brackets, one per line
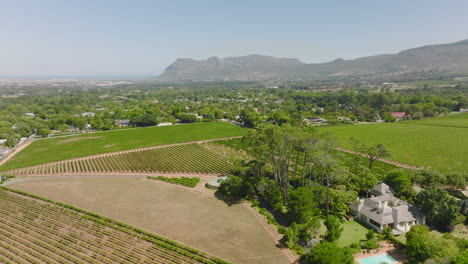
8,176,291,264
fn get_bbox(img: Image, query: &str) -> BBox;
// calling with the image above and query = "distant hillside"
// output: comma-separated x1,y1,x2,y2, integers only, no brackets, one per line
157,39,468,81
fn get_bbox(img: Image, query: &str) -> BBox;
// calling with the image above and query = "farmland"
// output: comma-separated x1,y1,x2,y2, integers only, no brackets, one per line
0,187,229,264
0,122,247,171
319,113,468,173
7,143,237,176
7,176,291,264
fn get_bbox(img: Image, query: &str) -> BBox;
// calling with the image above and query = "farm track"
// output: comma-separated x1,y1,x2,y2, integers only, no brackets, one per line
0,140,33,166
336,147,424,170
3,136,243,176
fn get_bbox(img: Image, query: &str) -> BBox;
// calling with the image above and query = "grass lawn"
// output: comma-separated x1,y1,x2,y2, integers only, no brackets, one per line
319,113,468,173
1,122,247,171
338,220,369,247
317,220,368,247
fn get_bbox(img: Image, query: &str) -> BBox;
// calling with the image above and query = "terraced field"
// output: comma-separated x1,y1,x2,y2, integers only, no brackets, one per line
0,187,229,264
7,143,237,176
0,122,247,171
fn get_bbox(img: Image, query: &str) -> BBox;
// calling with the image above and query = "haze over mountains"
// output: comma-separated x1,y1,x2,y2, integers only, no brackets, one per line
158,39,468,81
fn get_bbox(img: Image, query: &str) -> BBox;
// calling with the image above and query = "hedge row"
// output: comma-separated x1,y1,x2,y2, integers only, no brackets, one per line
147,176,201,188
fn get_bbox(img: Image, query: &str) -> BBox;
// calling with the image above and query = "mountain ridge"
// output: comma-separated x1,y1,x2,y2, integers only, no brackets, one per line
158,39,468,81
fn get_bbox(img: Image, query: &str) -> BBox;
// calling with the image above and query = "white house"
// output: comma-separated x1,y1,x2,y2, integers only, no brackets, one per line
350,182,425,235
460,109,468,113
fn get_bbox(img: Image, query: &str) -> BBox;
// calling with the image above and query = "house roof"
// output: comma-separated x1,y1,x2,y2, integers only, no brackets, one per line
372,182,393,196
390,112,406,118
351,194,424,225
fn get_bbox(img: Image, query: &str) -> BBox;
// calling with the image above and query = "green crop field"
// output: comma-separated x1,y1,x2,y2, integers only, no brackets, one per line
0,187,229,264
8,143,238,175
1,122,247,171
319,113,468,173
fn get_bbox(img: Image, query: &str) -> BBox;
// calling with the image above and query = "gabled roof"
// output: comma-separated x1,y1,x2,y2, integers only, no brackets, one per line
351,194,424,225
372,182,393,196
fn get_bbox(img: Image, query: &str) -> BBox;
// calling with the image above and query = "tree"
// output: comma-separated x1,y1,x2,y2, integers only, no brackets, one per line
406,225,459,263
130,114,159,127
366,144,391,169
178,113,197,123
323,216,343,243
446,172,467,190
239,108,261,128
385,169,415,199
216,175,249,199
415,170,446,188
349,137,363,174
288,187,317,224
416,188,460,229
301,242,353,264
450,250,468,264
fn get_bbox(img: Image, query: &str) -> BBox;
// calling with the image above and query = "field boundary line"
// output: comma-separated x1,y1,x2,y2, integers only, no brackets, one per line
0,139,34,166
2,136,243,174
242,203,297,263
4,171,224,178
336,147,424,170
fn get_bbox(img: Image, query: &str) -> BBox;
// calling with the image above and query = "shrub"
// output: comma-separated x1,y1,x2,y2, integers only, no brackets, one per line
147,176,200,188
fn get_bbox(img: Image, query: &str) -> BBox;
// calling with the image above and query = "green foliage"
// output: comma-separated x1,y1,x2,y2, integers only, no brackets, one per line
216,175,251,199
324,216,343,243
301,242,354,264
416,187,461,229
382,226,394,240
385,169,416,199
288,187,317,224
406,225,459,263
413,170,447,188
446,172,468,190
147,176,200,188
239,108,261,128
179,113,198,123
130,114,160,127
449,249,468,264
262,180,285,212
365,229,376,240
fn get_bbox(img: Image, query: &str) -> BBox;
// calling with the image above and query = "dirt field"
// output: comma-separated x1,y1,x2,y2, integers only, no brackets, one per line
8,176,291,264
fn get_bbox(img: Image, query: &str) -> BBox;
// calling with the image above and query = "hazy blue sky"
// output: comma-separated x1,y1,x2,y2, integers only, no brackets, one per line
2,0,468,77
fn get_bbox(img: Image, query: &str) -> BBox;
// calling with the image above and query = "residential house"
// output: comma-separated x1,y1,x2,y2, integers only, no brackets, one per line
350,182,425,235
390,112,406,119
116,119,131,127
81,112,95,117
460,109,468,113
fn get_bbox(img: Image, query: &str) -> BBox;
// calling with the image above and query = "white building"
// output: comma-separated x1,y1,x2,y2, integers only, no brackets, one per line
350,182,425,235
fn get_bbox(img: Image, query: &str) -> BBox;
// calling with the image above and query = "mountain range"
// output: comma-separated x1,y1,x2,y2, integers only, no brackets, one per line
157,39,468,81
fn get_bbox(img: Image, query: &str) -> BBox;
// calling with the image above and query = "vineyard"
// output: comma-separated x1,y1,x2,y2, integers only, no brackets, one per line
0,187,229,264
7,143,237,176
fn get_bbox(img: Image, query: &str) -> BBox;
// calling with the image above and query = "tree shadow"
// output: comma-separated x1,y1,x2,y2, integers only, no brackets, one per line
214,192,243,206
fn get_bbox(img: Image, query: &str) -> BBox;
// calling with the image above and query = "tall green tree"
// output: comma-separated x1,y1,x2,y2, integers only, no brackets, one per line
301,242,353,264
416,188,460,229
323,216,343,243
366,144,391,169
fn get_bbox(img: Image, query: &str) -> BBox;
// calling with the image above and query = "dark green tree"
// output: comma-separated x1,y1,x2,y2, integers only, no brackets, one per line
301,242,353,264
416,188,460,229
323,215,343,243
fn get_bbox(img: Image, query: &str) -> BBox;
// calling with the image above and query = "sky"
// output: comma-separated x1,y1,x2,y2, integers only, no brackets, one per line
1,0,468,78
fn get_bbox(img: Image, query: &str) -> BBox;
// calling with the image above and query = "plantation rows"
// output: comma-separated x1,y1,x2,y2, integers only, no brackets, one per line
10,144,237,176
0,188,229,264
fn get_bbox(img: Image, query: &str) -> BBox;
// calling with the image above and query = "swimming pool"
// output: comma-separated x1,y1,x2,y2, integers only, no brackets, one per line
358,253,398,264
